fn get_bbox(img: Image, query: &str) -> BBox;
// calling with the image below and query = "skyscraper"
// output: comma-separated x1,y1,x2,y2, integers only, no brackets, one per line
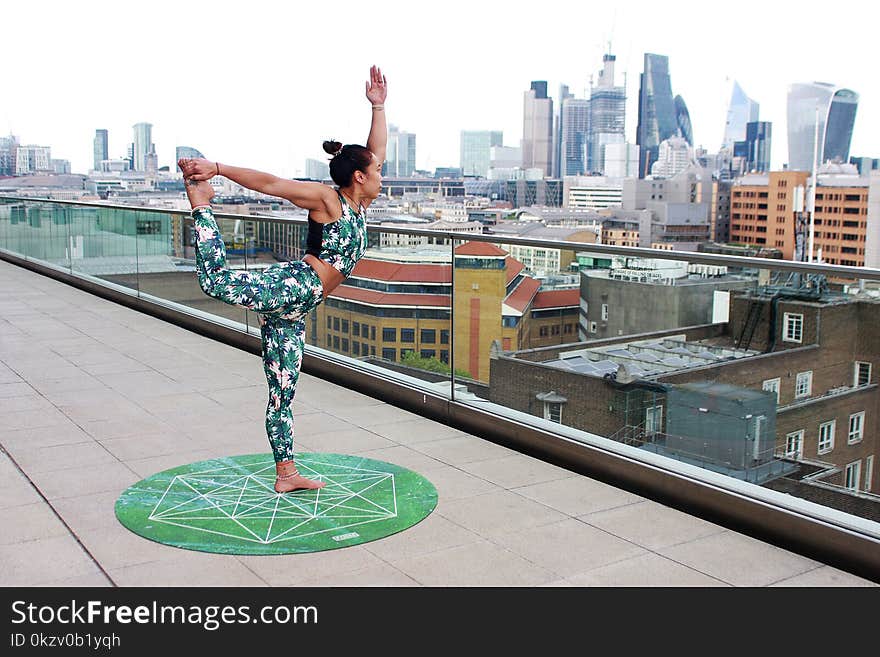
132,122,154,172
93,129,108,170
722,81,759,150
744,121,772,173
588,53,626,174
787,82,859,171
674,95,693,147
460,130,503,177
385,124,416,176
560,97,590,176
522,81,553,177
553,84,572,178
636,54,677,178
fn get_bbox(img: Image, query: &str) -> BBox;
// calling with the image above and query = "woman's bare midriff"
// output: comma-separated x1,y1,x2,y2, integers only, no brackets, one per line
302,254,345,299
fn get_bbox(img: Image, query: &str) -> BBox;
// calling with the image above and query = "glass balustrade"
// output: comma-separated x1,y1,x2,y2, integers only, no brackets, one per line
2,195,879,541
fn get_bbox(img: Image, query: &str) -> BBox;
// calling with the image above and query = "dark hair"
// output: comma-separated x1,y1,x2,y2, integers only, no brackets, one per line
322,140,373,187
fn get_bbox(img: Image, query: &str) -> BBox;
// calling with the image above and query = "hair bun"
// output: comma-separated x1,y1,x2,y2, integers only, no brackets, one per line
322,140,343,156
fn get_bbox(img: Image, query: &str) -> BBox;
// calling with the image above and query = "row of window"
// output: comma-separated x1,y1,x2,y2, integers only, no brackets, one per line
326,317,450,345
323,334,450,364
784,426,874,492
537,324,576,337
762,363,871,403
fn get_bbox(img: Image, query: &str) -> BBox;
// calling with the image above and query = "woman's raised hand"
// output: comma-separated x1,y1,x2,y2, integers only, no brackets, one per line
178,157,217,181
365,65,387,106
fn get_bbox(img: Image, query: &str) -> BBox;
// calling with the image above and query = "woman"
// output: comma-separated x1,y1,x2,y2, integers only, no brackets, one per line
179,65,386,492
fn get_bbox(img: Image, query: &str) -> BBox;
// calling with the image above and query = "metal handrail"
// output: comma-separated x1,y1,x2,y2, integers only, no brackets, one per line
3,194,880,281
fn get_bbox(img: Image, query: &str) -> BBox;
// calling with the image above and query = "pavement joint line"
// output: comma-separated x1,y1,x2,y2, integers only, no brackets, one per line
0,441,117,587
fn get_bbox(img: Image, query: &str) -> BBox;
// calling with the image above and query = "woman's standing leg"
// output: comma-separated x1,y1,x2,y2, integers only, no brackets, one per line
260,314,326,493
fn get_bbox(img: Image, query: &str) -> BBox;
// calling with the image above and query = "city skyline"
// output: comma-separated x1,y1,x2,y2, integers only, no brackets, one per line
4,1,878,178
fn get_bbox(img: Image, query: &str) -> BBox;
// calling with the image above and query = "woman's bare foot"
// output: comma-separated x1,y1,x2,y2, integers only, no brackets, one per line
274,460,326,493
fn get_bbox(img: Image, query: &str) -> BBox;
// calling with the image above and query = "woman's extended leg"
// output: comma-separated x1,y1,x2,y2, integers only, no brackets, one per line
192,206,323,315
261,314,326,493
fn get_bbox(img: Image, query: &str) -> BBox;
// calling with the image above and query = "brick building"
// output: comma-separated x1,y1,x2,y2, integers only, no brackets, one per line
489,288,880,507
730,168,869,266
315,242,580,382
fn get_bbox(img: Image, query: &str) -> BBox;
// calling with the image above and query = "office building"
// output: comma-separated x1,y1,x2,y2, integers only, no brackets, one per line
730,167,868,265
559,97,590,176
722,81,760,150
637,54,678,178
522,81,553,177
93,129,109,171
742,121,772,173
305,157,330,180
385,124,416,177
132,122,154,172
651,137,692,179
787,82,859,171
460,131,503,177
587,53,627,175
0,135,18,176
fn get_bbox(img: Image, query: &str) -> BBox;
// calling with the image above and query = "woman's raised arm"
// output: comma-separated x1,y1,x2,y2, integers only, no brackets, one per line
365,65,387,166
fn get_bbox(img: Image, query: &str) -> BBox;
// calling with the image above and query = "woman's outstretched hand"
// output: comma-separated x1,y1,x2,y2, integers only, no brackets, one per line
178,157,217,181
365,65,387,105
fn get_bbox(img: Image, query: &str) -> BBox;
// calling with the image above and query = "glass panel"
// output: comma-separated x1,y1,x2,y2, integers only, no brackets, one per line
304,227,454,400
0,199,71,270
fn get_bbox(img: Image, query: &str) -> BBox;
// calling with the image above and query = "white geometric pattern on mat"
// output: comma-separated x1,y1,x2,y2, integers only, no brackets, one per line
148,457,398,544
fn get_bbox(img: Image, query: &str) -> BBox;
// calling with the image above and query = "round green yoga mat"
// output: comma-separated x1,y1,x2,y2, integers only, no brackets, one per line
115,453,438,555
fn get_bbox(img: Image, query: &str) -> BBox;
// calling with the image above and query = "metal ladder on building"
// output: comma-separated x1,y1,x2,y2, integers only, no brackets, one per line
736,300,763,350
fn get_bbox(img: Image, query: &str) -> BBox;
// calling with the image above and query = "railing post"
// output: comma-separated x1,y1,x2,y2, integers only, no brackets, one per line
449,236,455,403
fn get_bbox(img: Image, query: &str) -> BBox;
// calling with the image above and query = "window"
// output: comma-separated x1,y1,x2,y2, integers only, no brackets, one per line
551,325,560,336
543,402,563,424
795,371,812,398
854,361,871,386
865,456,874,492
539,326,549,337
326,333,331,345
327,317,332,329
371,326,376,341
362,324,370,338
845,461,861,491
370,346,376,356
762,378,780,404
440,350,449,364
848,412,864,444
401,348,414,359
589,321,597,334
341,320,349,334
440,330,449,344
353,321,360,336
421,329,436,344
352,342,360,356
333,317,340,331
818,420,835,455
400,328,415,343
382,327,396,342
783,313,803,343
601,304,609,321
785,430,804,460
332,335,340,350
645,406,663,436
381,348,396,361
420,349,435,359
341,338,349,352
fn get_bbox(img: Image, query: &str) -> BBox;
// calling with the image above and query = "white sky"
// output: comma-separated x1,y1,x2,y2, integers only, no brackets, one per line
5,0,877,177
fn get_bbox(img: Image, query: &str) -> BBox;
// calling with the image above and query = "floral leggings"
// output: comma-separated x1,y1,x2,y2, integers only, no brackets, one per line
192,207,324,463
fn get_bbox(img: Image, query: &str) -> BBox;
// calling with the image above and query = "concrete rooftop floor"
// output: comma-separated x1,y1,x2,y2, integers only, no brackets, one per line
0,258,875,587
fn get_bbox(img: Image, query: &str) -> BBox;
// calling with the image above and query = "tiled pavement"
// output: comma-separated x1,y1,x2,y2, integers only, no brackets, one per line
0,259,875,587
